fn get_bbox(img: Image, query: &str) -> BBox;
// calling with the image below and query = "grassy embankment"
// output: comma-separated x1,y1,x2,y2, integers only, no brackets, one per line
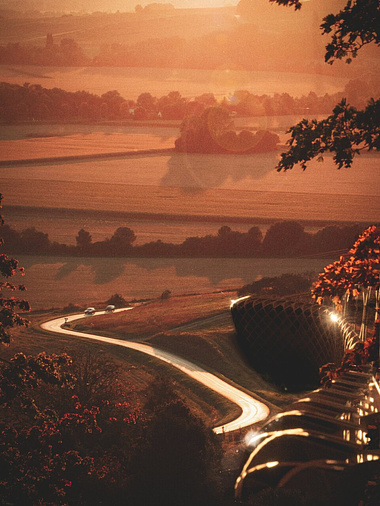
7,291,299,430
70,292,299,414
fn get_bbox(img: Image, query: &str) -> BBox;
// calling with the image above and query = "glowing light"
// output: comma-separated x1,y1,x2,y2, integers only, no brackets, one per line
244,429,258,446
266,461,279,468
245,431,268,448
230,295,250,308
330,313,339,322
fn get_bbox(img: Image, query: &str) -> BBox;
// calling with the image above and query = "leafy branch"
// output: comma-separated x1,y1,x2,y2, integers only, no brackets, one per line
276,98,380,171
321,0,380,64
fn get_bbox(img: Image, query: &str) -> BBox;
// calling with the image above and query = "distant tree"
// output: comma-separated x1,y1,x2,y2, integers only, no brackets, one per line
108,227,136,255
160,289,171,301
176,106,279,154
101,90,125,118
63,302,81,313
195,93,217,107
76,228,92,253
241,225,263,253
111,227,136,246
176,106,234,153
251,129,280,152
59,38,88,65
312,224,361,254
133,106,149,121
20,227,50,253
271,0,380,170
136,92,156,111
0,224,21,251
262,221,310,256
106,293,128,308
158,91,187,120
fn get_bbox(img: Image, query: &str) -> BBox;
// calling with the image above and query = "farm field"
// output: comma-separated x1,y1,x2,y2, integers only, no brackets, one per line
0,65,350,102
2,148,379,226
0,130,177,160
1,75,378,311
17,254,334,310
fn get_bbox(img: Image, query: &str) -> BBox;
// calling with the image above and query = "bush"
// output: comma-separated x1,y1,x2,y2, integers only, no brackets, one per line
238,273,313,297
106,293,128,308
160,289,171,300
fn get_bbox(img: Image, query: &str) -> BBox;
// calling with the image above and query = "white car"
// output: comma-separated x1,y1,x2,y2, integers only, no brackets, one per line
84,307,95,315
105,305,115,312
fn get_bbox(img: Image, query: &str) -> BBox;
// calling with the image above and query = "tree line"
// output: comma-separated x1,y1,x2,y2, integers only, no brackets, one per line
1,221,369,258
0,79,371,124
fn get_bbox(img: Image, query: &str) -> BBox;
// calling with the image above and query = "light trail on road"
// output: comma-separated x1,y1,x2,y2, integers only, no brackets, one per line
41,310,270,434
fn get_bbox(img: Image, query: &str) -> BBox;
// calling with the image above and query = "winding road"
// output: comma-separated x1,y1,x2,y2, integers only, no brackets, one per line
41,309,270,434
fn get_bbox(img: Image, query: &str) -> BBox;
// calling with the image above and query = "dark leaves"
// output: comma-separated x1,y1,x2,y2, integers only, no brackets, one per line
277,99,380,171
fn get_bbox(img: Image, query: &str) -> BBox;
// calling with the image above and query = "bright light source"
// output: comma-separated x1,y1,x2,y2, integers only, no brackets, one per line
244,430,266,448
230,295,250,308
330,313,339,322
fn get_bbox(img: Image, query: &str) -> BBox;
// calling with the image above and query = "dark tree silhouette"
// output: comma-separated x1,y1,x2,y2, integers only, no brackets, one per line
106,293,128,308
271,0,380,170
261,221,310,256
76,228,92,253
108,227,137,255
176,106,279,154
131,378,222,506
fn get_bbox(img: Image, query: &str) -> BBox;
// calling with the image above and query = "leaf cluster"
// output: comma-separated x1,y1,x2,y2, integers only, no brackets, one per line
0,352,74,414
277,98,380,171
0,353,145,505
321,0,380,64
320,334,379,387
269,0,302,10
271,0,380,171
312,225,380,306
0,193,30,344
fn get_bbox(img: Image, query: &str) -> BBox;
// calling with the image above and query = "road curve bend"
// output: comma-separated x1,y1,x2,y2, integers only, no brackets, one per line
41,310,270,434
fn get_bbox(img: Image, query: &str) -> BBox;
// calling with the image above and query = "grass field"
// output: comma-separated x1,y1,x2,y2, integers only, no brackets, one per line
0,130,177,160
15,254,334,310
71,291,302,410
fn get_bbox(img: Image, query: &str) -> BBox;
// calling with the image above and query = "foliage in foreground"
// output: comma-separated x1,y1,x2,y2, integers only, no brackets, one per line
271,0,380,171
320,331,379,389
0,193,30,344
0,354,223,506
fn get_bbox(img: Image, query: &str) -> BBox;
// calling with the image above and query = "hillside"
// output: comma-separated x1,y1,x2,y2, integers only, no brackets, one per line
0,4,375,76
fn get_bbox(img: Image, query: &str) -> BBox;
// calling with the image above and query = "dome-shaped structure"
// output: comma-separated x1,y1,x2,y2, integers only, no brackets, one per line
231,297,346,390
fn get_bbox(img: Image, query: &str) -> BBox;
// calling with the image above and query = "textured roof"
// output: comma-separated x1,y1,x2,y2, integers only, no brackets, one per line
231,297,349,389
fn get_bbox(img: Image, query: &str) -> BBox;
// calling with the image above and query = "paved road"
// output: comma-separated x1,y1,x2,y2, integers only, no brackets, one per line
41,310,270,434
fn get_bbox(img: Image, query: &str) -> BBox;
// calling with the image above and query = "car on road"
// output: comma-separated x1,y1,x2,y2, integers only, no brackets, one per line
105,305,115,312
84,307,95,315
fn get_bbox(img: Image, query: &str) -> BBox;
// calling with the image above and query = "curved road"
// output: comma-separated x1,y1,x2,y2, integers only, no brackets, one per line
41,310,270,434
